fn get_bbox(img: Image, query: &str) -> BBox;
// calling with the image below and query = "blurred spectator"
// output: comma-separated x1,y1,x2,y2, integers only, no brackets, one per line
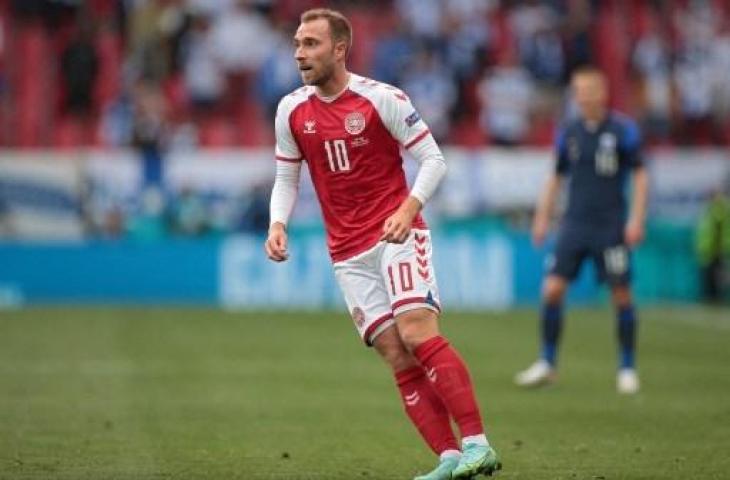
238,182,270,235
101,205,126,240
127,186,168,241
400,47,457,141
631,17,672,141
255,22,301,121
477,50,534,146
673,50,717,143
127,0,168,83
673,0,724,144
100,91,135,147
61,21,99,116
521,26,564,86
371,11,416,87
561,0,593,73
179,10,226,113
212,0,275,76
696,189,730,304
186,0,235,18
169,185,208,236
445,0,496,21
510,0,563,84
710,21,730,140
443,0,493,81
395,0,444,49
132,81,168,186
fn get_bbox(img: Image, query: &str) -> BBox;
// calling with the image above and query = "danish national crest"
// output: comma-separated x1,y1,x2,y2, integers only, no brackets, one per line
344,111,366,135
351,307,365,328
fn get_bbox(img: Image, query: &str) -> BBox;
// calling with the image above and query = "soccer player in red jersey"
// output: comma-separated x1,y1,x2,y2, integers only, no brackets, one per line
264,8,500,480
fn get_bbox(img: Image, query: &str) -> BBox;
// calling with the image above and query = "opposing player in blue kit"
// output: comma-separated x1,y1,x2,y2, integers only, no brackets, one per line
515,67,649,394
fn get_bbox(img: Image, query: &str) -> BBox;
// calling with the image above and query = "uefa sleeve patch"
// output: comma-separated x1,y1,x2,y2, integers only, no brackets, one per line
405,111,421,127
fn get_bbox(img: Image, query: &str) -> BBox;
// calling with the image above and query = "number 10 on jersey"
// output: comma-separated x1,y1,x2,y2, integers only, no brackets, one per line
324,140,350,172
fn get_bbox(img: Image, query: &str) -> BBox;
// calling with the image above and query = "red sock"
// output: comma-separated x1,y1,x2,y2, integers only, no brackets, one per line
395,366,459,455
414,336,485,438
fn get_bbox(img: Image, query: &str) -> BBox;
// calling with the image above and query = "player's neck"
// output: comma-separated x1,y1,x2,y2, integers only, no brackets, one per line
582,108,607,130
315,69,351,98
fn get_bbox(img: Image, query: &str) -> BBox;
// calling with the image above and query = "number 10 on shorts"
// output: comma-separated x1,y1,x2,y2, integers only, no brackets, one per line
388,262,414,295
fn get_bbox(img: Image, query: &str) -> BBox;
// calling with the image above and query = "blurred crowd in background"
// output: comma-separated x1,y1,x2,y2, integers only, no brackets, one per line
1,0,730,149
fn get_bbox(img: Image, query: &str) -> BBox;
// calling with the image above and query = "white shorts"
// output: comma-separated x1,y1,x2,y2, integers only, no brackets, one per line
333,229,441,346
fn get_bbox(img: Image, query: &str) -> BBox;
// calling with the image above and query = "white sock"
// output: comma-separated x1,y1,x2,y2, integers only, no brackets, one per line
440,449,462,461
462,434,489,447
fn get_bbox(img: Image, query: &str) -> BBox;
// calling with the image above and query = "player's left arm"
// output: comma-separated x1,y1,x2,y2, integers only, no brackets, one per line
623,119,648,247
379,90,447,243
626,167,648,247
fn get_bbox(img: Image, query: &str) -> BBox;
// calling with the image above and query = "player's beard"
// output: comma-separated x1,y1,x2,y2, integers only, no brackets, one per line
303,58,335,87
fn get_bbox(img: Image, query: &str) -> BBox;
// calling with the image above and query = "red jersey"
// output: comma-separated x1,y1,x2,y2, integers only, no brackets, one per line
274,74,431,262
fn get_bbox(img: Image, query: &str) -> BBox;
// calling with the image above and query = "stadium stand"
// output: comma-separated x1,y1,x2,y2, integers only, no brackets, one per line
0,0,729,148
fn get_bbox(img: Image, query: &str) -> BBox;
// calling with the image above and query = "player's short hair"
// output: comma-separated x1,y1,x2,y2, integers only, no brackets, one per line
571,65,607,83
300,8,353,56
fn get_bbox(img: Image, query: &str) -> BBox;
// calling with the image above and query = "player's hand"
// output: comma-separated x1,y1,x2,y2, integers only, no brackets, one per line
532,215,550,247
265,222,289,262
624,219,644,247
381,210,412,244
381,197,421,244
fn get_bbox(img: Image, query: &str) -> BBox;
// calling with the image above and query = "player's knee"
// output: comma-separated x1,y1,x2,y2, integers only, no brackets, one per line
542,278,566,304
380,343,417,371
398,328,424,353
611,286,632,307
372,327,418,371
396,309,439,352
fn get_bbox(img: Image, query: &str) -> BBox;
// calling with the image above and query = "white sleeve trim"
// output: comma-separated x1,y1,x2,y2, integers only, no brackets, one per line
274,95,304,161
408,134,447,205
269,160,301,227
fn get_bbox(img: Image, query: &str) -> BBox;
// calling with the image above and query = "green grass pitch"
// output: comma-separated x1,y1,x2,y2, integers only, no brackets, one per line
1,306,729,479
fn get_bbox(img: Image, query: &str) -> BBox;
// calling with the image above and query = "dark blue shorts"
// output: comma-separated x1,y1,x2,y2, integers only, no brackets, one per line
548,223,631,286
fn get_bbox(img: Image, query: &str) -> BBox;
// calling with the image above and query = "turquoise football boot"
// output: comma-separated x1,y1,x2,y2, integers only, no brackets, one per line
451,444,501,478
414,455,460,480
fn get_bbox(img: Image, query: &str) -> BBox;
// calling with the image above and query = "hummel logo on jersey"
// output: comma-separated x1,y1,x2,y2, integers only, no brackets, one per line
426,367,438,383
304,120,316,134
404,391,421,406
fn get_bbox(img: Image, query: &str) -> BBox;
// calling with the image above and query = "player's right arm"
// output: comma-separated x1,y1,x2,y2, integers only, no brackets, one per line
265,97,304,262
533,128,568,246
266,160,301,261
375,86,447,243
533,174,562,246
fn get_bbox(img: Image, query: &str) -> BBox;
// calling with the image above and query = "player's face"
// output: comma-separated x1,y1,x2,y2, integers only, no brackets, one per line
572,74,608,119
294,19,337,87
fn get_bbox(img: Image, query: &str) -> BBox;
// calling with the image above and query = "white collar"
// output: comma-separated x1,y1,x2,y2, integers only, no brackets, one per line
315,73,352,103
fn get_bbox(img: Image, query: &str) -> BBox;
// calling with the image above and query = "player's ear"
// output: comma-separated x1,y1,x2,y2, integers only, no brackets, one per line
334,40,347,61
